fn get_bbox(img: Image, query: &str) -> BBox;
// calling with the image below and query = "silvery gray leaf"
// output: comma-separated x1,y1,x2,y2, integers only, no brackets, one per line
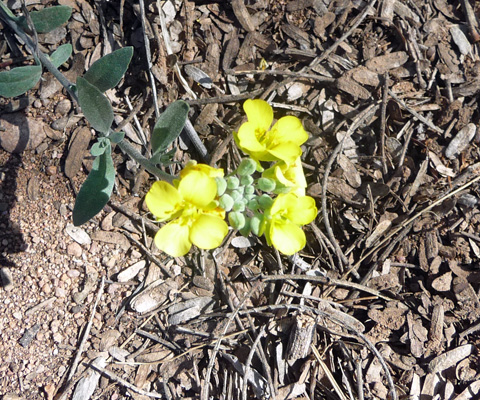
65,223,91,245
445,123,476,160
117,260,146,282
168,296,215,325
232,236,255,248
450,25,472,55
72,357,106,400
184,65,213,89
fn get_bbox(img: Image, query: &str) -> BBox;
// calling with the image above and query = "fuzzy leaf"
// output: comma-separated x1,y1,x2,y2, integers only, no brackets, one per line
73,141,115,226
151,100,189,157
49,44,72,68
18,5,72,33
0,65,42,97
84,47,134,92
77,76,114,133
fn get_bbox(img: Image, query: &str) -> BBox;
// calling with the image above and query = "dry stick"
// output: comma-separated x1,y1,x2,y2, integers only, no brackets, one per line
66,277,105,382
138,0,160,119
380,73,389,176
156,0,208,161
388,90,443,134
351,174,480,274
460,0,480,42
309,0,378,69
185,90,263,106
260,0,378,100
313,350,349,400
227,68,336,83
240,303,397,400
322,139,349,273
241,326,267,400
260,274,393,302
88,363,162,398
201,281,267,400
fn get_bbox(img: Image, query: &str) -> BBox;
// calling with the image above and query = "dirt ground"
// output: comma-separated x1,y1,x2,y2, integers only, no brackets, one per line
2,0,480,399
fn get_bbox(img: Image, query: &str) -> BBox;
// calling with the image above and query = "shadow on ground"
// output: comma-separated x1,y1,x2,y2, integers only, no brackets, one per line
0,153,26,285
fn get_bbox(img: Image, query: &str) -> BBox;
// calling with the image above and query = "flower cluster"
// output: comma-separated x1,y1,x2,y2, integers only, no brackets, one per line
145,99,317,257
145,163,228,257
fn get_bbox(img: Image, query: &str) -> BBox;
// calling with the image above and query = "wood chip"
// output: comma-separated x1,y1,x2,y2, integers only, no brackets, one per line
231,0,256,32
445,123,476,160
428,344,474,373
64,126,92,179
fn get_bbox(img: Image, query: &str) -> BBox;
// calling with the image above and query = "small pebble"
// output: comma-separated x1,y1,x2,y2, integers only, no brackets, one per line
41,283,52,295
55,99,72,115
46,166,57,176
55,287,66,298
0,267,14,290
67,269,81,278
67,242,82,257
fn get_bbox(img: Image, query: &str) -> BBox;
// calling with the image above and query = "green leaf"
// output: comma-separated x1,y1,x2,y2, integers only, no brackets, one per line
0,65,42,97
90,138,109,157
73,141,115,226
151,100,189,157
77,76,114,133
108,131,125,144
17,5,72,33
84,47,134,92
49,44,72,68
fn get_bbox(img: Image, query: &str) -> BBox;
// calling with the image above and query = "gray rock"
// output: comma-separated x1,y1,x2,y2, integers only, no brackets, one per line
0,112,47,153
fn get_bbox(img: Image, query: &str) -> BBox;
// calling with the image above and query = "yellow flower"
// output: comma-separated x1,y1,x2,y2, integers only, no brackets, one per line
146,169,228,257
260,193,317,255
179,160,224,179
234,99,308,165
262,157,307,196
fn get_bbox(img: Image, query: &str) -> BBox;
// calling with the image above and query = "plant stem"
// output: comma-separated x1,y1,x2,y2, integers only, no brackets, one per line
0,7,176,182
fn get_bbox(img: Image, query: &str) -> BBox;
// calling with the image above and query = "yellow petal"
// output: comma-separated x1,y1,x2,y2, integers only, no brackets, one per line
180,161,224,179
285,195,317,225
190,214,228,249
270,220,306,255
268,142,302,165
145,181,182,221
271,116,308,146
154,220,192,257
244,99,273,132
178,170,217,208
236,121,267,154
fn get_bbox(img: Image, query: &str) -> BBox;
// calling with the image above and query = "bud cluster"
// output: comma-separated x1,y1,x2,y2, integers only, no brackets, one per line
216,158,278,236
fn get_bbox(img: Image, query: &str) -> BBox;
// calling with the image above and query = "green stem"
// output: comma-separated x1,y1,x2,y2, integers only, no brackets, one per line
0,6,175,182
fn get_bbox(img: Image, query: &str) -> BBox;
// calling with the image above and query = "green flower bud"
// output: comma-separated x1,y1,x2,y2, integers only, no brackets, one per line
250,215,262,236
231,190,242,201
244,185,255,195
258,194,273,209
237,158,257,176
235,185,245,196
229,211,245,230
257,177,276,192
227,176,240,190
247,198,259,210
240,175,254,186
219,194,234,211
233,201,246,212
216,177,227,196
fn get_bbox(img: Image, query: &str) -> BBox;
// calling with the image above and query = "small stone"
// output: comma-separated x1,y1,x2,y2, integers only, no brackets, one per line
55,99,72,115
53,332,63,343
13,311,22,320
0,112,47,153
67,242,82,257
46,165,57,176
51,117,69,132
55,287,66,298
19,324,41,347
42,282,52,295
67,269,81,278
117,260,146,282
65,224,91,245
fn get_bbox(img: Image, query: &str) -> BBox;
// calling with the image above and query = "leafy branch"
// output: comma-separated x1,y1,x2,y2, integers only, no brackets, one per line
0,2,193,225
